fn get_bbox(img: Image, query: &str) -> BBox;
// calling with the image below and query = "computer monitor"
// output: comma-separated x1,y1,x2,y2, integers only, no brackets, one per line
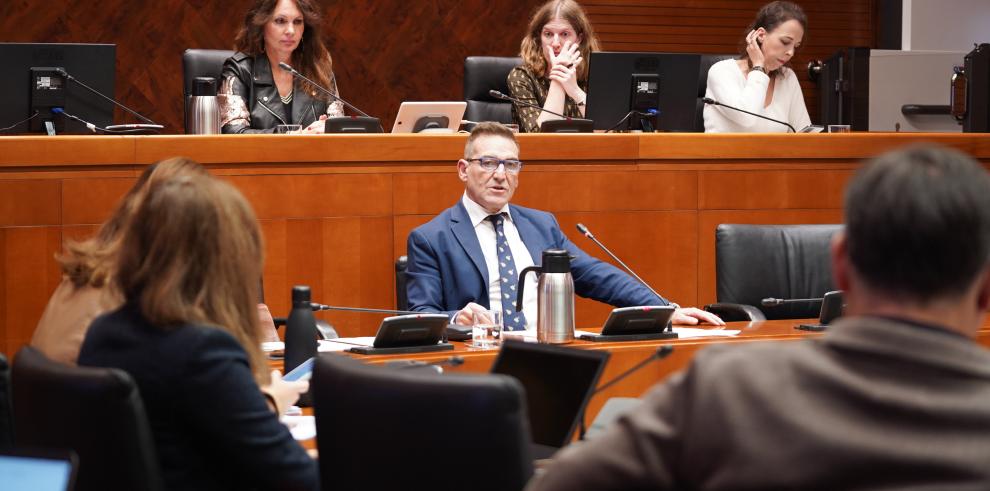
956,43,989,132
490,340,609,457
586,51,702,132
0,448,77,491
0,43,115,134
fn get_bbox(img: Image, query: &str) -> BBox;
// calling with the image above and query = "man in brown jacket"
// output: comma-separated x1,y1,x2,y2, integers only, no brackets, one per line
527,144,990,490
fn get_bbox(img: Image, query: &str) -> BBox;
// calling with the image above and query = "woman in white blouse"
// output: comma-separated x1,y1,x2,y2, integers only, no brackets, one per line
704,1,810,133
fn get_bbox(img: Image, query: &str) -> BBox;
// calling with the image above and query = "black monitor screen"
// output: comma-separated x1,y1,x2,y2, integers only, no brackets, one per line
586,51,702,132
0,43,115,134
491,340,609,449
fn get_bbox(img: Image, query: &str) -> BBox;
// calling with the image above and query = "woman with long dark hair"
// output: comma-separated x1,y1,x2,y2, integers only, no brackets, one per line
220,0,344,134
703,1,811,132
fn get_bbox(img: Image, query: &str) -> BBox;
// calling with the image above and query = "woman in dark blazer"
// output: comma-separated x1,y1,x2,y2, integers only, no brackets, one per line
79,174,316,490
219,0,344,134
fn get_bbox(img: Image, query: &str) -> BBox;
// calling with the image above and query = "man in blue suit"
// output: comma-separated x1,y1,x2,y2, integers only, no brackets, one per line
405,122,722,330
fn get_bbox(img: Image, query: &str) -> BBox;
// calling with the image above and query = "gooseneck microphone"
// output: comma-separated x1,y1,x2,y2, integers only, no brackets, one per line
575,223,671,306
701,96,795,133
761,297,823,307
310,303,424,316
489,89,572,120
578,345,674,439
278,62,372,118
56,68,162,129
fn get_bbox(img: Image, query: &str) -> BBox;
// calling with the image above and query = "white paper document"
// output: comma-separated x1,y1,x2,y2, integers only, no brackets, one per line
501,328,740,342
281,415,316,441
261,338,379,354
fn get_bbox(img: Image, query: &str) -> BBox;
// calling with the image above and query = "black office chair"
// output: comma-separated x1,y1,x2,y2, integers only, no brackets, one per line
463,56,523,124
312,354,533,491
395,255,409,311
705,224,843,321
695,54,737,132
182,48,236,133
11,346,163,491
0,353,12,447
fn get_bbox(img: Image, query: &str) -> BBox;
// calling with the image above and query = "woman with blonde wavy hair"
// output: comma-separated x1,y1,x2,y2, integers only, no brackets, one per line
507,0,600,133
78,174,315,490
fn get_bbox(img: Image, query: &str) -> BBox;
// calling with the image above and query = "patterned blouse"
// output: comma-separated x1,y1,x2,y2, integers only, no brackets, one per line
506,65,585,133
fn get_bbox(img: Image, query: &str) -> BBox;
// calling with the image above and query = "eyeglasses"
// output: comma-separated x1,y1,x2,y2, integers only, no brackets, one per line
467,157,524,174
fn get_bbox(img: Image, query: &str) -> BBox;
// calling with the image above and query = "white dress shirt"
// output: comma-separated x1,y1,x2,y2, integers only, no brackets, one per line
703,59,811,133
461,194,538,330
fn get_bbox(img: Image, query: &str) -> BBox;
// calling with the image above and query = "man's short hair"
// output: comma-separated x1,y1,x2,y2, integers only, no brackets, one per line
845,144,990,301
464,122,518,158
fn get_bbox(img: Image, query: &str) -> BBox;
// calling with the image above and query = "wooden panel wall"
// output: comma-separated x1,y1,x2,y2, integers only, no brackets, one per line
0,0,875,132
4,133,989,358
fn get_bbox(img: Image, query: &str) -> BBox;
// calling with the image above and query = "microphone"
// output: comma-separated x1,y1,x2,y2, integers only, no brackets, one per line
55,68,162,128
278,62,372,118
310,304,423,316
386,355,465,370
701,96,795,133
578,345,673,439
489,90,573,120
50,108,158,135
761,297,823,307
575,223,672,307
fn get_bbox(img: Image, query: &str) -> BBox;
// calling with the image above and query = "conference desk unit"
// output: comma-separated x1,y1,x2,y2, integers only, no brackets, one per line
1,133,989,356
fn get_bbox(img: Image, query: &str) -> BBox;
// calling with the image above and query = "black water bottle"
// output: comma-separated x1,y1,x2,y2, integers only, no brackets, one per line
284,285,318,374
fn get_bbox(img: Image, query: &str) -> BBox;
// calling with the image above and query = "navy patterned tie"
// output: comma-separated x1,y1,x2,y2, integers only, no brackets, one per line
488,214,527,331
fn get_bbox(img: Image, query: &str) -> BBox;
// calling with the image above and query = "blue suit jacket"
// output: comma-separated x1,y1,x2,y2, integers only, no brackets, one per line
406,201,668,319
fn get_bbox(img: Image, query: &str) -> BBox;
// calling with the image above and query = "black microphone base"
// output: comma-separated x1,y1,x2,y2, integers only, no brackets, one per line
324,116,384,134
539,118,594,133
579,331,678,342
794,323,828,332
348,342,454,355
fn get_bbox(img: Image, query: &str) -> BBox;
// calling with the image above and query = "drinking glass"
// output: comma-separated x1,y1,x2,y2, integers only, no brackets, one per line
275,124,302,134
472,310,503,348
827,124,851,133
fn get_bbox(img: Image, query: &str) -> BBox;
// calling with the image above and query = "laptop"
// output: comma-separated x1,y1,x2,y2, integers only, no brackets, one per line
0,447,78,491
491,340,610,458
390,101,466,133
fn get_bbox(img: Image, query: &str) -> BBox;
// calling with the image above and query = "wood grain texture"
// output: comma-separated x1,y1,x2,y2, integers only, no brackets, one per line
0,0,873,133
61,177,136,225
0,227,63,357
3,132,989,356
0,180,61,226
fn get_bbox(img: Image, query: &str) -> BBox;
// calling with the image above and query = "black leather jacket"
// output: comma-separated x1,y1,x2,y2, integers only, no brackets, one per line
218,52,344,134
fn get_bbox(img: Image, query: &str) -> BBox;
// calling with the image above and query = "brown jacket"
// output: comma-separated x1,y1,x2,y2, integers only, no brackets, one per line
31,278,121,365
528,316,990,490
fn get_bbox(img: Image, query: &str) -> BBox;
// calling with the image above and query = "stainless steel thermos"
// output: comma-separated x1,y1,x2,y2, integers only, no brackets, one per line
186,76,220,135
516,249,576,344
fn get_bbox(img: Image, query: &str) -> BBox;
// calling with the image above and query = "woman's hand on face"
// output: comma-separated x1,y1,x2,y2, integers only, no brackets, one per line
300,114,328,134
746,29,766,69
547,41,583,98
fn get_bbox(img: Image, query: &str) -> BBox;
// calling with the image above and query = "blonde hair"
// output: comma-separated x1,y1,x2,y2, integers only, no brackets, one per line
115,174,269,385
58,157,207,289
519,0,600,82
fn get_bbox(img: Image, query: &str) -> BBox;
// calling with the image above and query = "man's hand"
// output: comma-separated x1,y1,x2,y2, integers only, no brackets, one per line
454,302,490,326
671,307,725,326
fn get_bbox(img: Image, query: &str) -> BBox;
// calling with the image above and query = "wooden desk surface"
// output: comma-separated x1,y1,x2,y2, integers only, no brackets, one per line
282,317,990,439
2,133,989,356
